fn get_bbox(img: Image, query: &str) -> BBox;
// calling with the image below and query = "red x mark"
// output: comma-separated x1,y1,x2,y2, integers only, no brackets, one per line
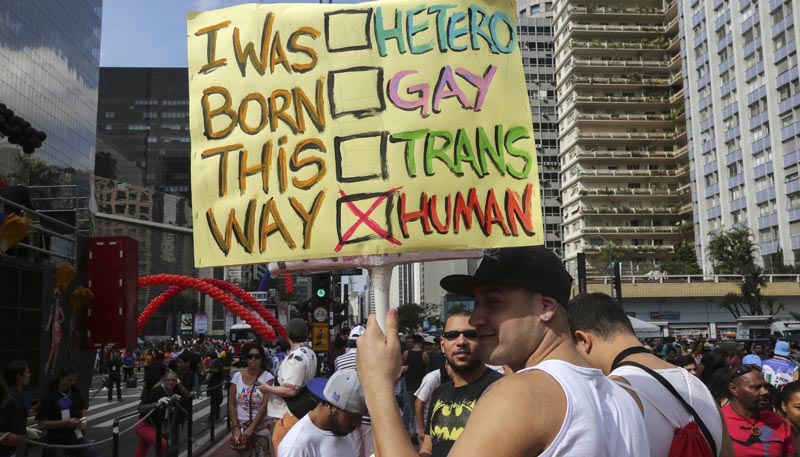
335,187,403,252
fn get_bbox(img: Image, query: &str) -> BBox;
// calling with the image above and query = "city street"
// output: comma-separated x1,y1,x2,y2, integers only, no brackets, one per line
24,372,230,457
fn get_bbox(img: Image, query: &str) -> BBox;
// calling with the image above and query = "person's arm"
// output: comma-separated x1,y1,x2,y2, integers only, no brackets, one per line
418,434,432,457
228,383,241,440
257,383,300,397
414,398,426,438
243,378,273,442
447,372,565,456
357,312,426,457
716,405,736,457
0,432,26,447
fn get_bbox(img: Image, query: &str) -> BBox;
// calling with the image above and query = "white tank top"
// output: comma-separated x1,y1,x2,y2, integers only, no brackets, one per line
611,365,723,457
519,360,649,457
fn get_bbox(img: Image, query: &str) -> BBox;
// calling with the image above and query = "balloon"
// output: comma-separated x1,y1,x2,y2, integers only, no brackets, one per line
284,275,294,296
136,275,278,341
258,267,270,292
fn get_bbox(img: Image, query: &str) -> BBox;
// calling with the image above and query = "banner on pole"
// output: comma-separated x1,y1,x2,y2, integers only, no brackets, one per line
188,0,543,267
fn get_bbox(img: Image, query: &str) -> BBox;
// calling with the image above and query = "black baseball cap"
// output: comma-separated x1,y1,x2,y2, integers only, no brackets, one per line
440,246,573,307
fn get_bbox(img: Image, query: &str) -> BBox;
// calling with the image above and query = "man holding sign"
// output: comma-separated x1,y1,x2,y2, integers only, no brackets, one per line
357,246,650,456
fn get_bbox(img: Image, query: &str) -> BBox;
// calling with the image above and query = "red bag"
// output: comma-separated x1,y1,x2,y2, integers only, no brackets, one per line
667,421,714,457
619,361,716,457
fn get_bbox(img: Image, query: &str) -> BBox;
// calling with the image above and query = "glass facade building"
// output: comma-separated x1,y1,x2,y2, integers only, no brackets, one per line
0,0,102,194
96,67,192,198
680,0,799,271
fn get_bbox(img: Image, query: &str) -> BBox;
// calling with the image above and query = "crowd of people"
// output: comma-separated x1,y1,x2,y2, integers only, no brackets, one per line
7,245,800,456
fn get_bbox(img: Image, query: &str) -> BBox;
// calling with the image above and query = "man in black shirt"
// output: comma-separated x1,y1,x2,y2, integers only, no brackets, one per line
421,312,503,457
106,350,123,402
402,334,428,443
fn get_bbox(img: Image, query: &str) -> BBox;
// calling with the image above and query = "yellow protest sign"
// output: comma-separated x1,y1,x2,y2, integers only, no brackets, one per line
188,0,543,267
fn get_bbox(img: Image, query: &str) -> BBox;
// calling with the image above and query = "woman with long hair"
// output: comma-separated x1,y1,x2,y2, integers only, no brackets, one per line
36,366,99,457
229,343,275,457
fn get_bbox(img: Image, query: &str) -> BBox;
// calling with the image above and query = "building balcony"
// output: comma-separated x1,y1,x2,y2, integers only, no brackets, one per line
561,145,689,163
572,57,671,69
573,130,685,142
568,39,671,51
579,225,684,235
580,244,677,255
571,167,689,179
565,3,676,18
576,185,691,198
579,204,692,216
569,75,671,87
574,113,673,122
565,23,671,36
574,94,671,106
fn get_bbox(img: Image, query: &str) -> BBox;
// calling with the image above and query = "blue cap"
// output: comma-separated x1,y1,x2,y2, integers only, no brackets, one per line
775,341,791,357
742,354,762,368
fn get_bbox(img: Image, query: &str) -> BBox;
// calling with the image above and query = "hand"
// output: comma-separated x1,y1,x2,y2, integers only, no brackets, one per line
232,426,242,441
170,394,182,402
242,425,254,443
256,383,271,394
356,310,402,397
64,418,81,428
26,427,42,440
157,396,171,407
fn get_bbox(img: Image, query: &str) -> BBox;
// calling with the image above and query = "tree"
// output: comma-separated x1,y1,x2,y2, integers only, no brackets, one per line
707,226,757,274
397,302,441,333
598,241,625,265
709,227,784,318
769,250,798,274
661,241,702,274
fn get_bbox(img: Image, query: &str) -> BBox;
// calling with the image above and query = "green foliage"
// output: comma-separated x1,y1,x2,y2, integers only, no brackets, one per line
0,152,67,186
598,241,625,264
709,227,785,318
397,302,441,332
707,226,757,274
769,250,798,274
660,242,702,274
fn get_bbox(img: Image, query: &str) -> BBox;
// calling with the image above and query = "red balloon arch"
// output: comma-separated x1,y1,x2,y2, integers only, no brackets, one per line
137,274,287,342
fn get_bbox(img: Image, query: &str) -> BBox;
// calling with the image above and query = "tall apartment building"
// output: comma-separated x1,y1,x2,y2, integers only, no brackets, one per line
519,16,563,256
553,0,693,274
680,0,799,271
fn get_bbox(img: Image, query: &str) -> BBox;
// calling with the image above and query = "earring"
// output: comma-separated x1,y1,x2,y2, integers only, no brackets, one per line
543,315,550,322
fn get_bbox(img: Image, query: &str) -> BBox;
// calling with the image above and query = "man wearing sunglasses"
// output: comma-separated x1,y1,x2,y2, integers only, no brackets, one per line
357,246,649,456
419,311,502,457
723,364,797,456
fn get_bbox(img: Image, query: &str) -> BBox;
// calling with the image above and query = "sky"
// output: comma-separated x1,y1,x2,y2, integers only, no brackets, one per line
100,0,369,292
100,0,355,68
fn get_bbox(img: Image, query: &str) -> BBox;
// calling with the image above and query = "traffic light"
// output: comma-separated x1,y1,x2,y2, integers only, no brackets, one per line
0,103,47,154
311,273,331,304
612,262,623,304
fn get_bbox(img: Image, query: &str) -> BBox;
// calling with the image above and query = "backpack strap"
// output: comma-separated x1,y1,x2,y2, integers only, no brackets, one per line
618,361,717,457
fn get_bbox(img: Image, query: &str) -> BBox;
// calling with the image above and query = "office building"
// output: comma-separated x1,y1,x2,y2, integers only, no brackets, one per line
553,0,693,274
679,0,799,271
96,67,192,198
0,0,102,388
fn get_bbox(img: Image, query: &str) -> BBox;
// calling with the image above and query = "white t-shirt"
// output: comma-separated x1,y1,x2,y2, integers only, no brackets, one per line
612,365,724,457
520,360,650,457
414,370,442,422
278,413,357,457
231,370,274,421
268,345,317,418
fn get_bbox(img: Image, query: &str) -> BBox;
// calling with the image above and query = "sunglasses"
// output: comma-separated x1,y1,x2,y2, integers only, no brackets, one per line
442,330,479,341
246,354,262,360
730,363,761,381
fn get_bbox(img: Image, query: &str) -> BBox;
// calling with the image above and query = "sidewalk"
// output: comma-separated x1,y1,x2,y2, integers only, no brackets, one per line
198,429,237,457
